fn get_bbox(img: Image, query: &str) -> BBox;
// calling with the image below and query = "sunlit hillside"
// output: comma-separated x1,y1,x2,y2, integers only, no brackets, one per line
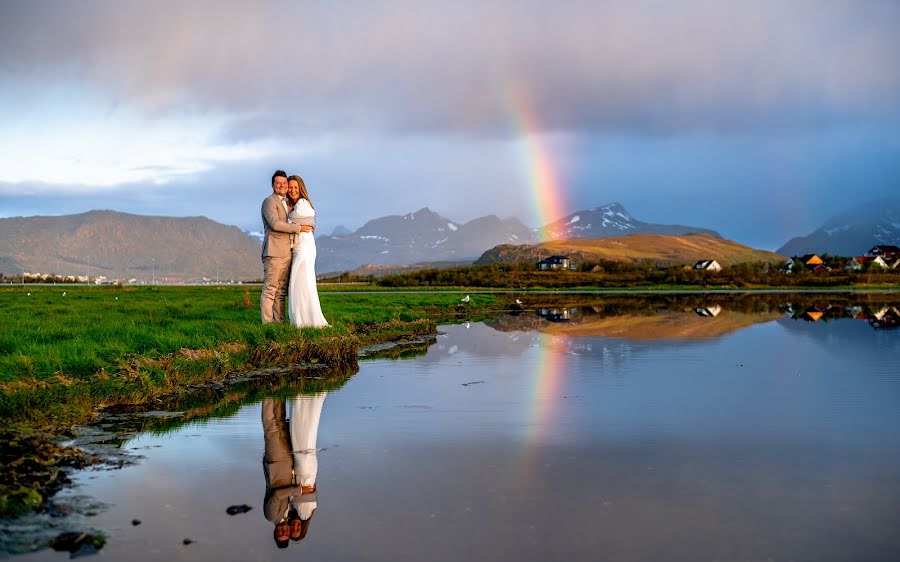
476,233,785,266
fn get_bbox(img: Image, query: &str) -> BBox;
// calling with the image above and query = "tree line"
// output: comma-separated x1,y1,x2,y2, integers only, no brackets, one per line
372,260,899,288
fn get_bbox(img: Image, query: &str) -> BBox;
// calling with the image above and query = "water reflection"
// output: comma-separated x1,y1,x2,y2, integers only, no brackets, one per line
784,303,900,329
261,394,325,548
7,293,900,560
496,295,900,339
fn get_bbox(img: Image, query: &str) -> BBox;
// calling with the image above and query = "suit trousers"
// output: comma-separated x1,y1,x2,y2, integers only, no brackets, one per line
261,256,291,324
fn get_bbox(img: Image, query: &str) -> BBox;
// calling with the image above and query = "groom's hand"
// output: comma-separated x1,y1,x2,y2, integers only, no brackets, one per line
300,226,314,233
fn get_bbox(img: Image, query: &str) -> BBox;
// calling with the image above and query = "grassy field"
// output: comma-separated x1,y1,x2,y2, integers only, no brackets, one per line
0,285,501,428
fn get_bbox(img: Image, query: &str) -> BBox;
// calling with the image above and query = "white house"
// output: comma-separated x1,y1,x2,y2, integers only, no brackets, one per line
693,259,723,272
850,256,889,270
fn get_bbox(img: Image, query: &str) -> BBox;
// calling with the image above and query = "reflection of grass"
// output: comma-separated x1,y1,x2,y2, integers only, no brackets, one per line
0,286,500,429
112,363,360,437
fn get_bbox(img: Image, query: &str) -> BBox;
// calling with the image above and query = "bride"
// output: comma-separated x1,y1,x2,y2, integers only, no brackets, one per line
286,175,329,328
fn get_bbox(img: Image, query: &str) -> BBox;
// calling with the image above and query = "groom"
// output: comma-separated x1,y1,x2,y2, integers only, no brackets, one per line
260,170,312,324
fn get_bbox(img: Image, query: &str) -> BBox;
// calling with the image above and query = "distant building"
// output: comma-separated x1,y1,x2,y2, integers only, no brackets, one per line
869,245,900,259
538,256,573,271
850,256,889,270
798,254,824,265
788,254,824,270
787,254,838,272
693,259,722,272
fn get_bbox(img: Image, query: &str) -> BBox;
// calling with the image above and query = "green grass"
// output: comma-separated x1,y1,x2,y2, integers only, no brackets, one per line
0,285,500,428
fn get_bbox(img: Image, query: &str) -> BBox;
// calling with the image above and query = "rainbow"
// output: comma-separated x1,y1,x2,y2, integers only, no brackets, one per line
516,332,569,481
506,89,568,241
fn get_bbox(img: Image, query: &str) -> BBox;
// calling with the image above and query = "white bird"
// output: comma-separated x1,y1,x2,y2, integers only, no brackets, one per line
115,297,118,300
27,292,31,296
515,298,523,305
461,295,470,303
465,322,470,329
62,292,66,296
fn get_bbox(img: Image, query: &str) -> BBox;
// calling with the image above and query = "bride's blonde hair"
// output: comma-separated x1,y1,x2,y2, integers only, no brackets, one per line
287,175,314,209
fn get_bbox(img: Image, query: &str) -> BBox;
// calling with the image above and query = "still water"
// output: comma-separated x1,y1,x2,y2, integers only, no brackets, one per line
14,297,900,561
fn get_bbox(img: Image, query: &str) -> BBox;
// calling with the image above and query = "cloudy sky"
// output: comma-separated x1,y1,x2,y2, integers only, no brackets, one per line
1,0,898,249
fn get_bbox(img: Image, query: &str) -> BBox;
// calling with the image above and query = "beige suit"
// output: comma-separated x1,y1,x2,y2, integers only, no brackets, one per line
260,193,301,323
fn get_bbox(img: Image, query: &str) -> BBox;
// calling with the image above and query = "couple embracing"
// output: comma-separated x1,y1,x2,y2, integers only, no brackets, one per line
260,170,328,328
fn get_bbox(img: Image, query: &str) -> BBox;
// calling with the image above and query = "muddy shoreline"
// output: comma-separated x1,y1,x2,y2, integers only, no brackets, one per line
0,334,436,554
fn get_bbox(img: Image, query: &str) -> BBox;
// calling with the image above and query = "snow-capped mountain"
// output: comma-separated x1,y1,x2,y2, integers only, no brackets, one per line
245,229,264,243
316,208,535,273
777,198,900,257
315,203,719,273
542,202,720,240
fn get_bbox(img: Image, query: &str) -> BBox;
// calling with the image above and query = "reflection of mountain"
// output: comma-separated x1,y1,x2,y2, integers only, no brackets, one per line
488,308,784,340
424,323,540,363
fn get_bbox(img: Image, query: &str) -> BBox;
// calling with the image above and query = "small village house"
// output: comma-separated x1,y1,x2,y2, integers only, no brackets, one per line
538,256,573,271
798,254,824,265
787,254,824,270
869,245,900,260
693,259,722,272
849,256,889,270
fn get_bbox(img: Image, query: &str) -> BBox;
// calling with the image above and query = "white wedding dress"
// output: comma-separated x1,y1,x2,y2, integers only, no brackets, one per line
288,392,326,520
288,199,329,328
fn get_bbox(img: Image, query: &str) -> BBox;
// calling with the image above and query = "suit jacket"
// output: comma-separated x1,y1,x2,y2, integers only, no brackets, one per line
261,193,301,258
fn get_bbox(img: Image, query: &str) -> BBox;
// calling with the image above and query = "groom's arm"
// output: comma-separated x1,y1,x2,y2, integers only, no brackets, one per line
262,198,301,234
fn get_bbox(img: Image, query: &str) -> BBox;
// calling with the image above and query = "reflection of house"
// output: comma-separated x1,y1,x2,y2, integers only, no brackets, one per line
538,256,573,271
800,305,830,322
870,307,899,329
693,259,722,272
694,305,722,317
810,264,832,273
873,307,896,321
537,308,577,322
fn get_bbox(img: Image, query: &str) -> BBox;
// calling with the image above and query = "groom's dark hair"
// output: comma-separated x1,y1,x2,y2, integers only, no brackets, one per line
271,170,287,186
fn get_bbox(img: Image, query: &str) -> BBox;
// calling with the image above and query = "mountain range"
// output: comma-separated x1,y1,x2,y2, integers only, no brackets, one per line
315,203,720,273
2,199,897,279
777,198,900,257
541,203,720,240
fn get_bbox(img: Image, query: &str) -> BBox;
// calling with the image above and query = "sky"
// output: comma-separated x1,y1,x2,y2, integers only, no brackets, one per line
1,0,898,250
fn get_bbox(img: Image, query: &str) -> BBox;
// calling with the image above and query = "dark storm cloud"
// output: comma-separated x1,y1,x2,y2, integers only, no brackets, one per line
2,0,899,140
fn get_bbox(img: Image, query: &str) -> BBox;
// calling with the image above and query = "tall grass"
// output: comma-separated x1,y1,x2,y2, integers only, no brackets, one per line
0,285,498,427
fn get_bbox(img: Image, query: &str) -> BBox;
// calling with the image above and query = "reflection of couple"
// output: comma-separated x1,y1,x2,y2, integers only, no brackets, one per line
260,170,329,328
261,394,327,549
